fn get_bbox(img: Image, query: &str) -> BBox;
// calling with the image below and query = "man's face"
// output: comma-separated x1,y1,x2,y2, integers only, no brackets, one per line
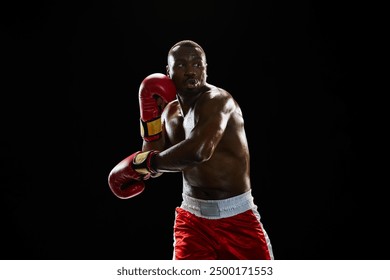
167,46,207,94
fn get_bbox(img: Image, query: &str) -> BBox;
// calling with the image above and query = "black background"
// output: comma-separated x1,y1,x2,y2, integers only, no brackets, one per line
1,1,384,260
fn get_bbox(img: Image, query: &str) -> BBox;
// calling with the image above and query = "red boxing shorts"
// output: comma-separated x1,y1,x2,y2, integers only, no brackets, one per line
173,190,274,260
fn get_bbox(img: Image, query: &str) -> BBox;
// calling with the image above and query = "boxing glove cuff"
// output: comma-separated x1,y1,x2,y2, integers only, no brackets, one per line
140,117,162,141
133,150,159,176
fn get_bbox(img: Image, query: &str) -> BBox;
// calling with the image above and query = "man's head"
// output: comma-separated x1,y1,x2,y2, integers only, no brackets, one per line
166,40,207,94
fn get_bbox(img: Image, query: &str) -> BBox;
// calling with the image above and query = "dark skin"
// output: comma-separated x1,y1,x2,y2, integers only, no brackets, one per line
143,42,251,200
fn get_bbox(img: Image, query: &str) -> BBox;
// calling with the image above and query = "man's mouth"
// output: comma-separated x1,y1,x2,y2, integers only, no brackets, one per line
186,79,197,87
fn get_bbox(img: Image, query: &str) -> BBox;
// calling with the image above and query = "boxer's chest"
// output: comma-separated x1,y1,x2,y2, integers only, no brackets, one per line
182,109,196,137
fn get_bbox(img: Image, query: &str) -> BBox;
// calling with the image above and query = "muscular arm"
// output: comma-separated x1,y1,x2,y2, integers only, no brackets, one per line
152,91,236,172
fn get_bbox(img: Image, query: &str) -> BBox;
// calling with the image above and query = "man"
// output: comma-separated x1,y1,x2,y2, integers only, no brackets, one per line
108,40,274,260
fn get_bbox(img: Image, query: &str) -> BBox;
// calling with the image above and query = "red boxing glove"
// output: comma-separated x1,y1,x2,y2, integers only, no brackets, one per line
108,150,159,199
139,73,176,142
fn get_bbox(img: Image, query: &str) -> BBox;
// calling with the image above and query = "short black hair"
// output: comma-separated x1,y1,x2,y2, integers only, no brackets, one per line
168,40,205,56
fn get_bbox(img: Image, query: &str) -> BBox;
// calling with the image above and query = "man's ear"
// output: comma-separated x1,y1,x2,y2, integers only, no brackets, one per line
166,65,170,77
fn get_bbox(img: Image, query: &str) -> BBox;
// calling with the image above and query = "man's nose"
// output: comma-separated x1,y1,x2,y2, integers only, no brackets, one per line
184,66,196,76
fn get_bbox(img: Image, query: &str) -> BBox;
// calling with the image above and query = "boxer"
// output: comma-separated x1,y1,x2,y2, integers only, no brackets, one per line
108,40,274,260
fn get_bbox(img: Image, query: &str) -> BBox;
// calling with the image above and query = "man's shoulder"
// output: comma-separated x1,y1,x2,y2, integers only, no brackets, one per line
197,86,237,114
204,84,232,99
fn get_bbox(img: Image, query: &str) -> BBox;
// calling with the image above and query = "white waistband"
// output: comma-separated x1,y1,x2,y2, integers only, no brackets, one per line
180,190,257,219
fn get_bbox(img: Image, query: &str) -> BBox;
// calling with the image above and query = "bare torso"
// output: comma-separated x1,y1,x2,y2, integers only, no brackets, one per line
161,86,251,200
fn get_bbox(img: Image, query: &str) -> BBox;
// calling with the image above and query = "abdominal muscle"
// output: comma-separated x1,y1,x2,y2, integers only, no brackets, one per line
182,163,251,200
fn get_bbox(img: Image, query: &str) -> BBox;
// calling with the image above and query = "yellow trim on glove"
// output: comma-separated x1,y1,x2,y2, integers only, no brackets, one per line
140,117,162,137
133,151,152,175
